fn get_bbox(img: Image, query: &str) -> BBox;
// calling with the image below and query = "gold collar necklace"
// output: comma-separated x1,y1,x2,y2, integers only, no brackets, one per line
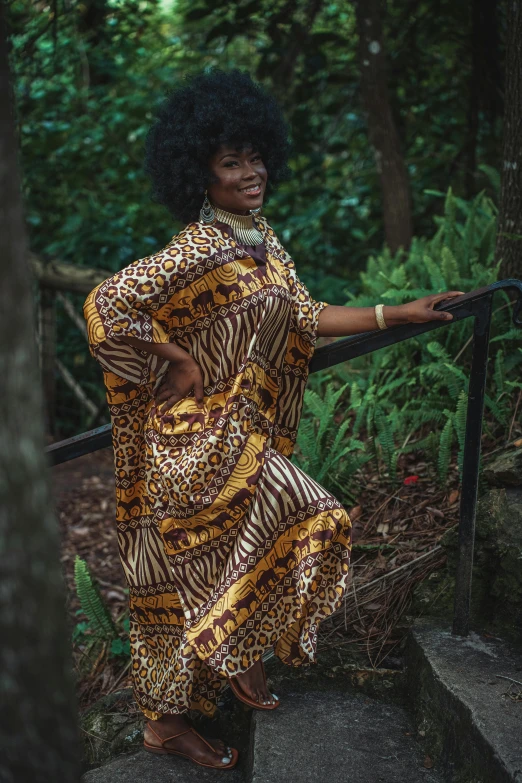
213,205,264,246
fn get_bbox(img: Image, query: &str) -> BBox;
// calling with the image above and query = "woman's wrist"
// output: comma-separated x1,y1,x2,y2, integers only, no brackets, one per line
381,304,410,326
120,335,194,365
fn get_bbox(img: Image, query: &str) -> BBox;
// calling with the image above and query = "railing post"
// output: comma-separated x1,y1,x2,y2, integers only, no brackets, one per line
452,295,493,636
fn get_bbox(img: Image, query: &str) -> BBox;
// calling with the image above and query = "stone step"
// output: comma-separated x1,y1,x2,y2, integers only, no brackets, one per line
249,690,443,783
82,623,522,783
406,622,522,782
82,688,442,783
82,749,246,783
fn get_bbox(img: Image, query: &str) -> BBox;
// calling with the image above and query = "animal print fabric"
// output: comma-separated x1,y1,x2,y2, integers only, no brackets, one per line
83,217,352,719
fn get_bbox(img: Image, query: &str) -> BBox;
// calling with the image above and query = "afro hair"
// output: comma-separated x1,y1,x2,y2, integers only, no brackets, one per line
144,69,291,224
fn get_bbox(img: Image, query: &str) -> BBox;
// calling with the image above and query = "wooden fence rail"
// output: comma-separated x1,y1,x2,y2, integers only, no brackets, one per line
33,256,111,434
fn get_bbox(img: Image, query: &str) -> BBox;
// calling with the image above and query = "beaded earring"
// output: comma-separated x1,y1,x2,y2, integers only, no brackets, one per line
199,190,216,224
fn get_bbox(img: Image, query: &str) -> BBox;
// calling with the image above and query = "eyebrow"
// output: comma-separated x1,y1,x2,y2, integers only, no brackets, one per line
218,149,259,162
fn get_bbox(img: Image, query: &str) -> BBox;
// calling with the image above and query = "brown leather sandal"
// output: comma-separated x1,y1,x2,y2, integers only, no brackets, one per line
228,659,280,711
143,722,239,769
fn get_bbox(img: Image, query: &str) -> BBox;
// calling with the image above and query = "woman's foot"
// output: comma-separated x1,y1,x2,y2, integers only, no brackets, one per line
144,713,234,767
231,657,278,706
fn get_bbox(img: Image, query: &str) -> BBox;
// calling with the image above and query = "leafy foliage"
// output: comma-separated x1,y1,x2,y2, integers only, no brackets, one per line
293,381,372,501
293,189,522,498
7,0,507,435
74,555,116,639
74,555,129,657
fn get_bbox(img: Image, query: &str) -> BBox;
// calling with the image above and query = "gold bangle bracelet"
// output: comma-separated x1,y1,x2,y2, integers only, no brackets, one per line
375,303,387,330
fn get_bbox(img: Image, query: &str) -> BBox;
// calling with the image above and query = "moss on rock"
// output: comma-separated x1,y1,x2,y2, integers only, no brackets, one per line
413,448,522,642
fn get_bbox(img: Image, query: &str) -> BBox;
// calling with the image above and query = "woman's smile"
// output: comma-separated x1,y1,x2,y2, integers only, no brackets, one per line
239,183,262,195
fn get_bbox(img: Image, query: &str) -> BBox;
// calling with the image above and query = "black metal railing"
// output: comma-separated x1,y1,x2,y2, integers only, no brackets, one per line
46,278,522,637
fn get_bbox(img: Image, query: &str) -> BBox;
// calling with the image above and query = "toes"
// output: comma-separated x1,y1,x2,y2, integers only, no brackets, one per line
209,740,233,766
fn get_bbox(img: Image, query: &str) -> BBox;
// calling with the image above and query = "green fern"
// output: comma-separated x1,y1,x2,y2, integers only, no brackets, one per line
438,417,454,484
440,246,459,288
374,404,398,480
294,380,370,500
297,185,520,494
493,349,505,396
74,555,117,641
454,391,468,473
444,187,458,255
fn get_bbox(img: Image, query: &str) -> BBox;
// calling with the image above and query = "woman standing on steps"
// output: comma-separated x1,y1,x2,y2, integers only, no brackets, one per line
83,69,464,770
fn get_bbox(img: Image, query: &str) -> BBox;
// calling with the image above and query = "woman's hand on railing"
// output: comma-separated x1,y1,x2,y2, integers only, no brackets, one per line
155,356,206,414
396,290,466,324
318,291,467,337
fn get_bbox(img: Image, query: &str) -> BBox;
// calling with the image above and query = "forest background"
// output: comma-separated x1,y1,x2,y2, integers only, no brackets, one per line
8,0,521,450
3,0,522,742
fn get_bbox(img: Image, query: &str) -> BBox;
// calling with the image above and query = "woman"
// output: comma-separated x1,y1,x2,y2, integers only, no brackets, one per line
84,70,463,770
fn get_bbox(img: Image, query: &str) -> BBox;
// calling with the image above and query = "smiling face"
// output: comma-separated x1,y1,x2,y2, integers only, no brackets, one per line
206,144,267,215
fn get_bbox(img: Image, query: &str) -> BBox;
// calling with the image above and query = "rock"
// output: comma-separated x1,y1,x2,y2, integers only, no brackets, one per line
80,689,143,773
82,750,245,782
80,685,253,779
406,622,522,782
483,448,522,487
412,487,522,642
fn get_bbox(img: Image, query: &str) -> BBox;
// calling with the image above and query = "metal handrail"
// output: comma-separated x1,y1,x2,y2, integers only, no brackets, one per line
45,278,522,637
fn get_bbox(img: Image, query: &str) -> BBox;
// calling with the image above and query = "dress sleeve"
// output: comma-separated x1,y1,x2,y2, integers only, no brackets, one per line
285,260,329,344
83,250,178,386
268,229,329,346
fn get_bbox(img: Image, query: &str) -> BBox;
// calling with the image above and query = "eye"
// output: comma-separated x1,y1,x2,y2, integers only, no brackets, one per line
224,160,239,167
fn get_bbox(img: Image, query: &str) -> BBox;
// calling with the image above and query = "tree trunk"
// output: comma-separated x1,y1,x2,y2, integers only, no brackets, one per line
0,9,81,783
496,0,522,280
39,286,57,434
354,0,413,254
465,0,480,200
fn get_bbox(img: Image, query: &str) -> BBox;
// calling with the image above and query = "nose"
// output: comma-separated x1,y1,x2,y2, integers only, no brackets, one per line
241,160,257,180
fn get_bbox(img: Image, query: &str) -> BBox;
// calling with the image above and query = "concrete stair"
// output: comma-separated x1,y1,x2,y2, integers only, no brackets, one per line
83,690,441,783
82,623,522,783
407,623,522,782
250,690,442,783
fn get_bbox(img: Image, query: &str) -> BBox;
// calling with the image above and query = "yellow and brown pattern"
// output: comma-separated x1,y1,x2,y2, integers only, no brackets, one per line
84,217,352,720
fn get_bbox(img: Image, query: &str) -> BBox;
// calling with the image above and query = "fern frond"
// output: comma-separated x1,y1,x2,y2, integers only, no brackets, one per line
374,405,397,480
437,417,453,484
490,328,522,344
454,391,468,473
493,349,505,398
441,246,459,288
74,556,117,640
423,254,447,291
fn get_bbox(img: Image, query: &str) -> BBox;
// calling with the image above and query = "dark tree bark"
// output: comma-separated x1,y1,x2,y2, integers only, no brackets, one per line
354,0,413,254
0,8,81,783
466,0,502,199
465,0,481,199
496,0,522,280
267,0,324,92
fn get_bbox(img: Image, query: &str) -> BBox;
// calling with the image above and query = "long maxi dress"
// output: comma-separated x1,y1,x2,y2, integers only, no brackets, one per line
83,215,352,720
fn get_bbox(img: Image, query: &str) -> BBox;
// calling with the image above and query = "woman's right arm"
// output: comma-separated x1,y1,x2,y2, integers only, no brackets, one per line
119,336,206,412
120,335,192,365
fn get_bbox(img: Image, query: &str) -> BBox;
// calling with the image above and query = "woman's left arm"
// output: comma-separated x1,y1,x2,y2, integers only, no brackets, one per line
317,291,466,338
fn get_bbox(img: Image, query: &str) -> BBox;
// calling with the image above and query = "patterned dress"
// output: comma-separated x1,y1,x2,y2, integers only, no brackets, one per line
83,215,352,720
